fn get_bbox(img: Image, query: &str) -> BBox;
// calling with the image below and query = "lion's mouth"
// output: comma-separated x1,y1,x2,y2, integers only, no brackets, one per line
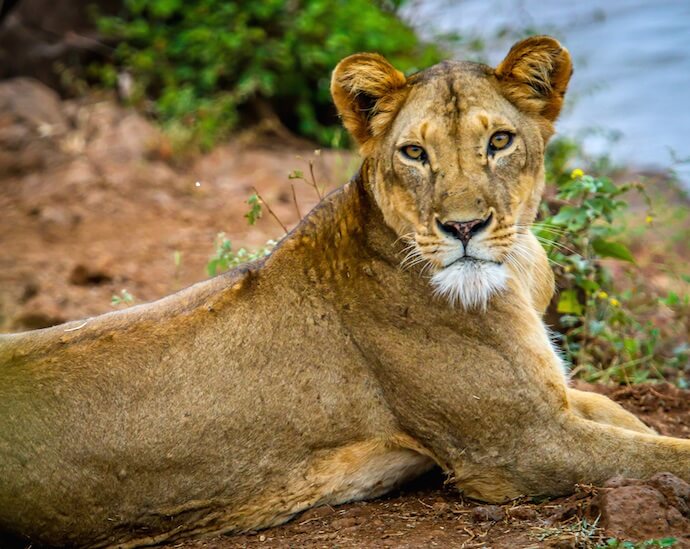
445,256,502,268
430,259,509,310
445,256,482,269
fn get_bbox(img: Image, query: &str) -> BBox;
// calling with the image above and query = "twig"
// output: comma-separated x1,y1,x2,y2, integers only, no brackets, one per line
462,526,478,543
417,498,433,509
290,183,302,220
252,186,288,234
308,160,323,200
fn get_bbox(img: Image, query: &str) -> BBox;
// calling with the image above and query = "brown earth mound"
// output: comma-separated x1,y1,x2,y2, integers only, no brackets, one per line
0,78,355,333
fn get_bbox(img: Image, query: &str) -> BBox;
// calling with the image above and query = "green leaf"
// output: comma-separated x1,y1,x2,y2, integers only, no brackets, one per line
550,205,578,226
591,238,635,263
661,292,680,307
557,289,583,315
206,258,220,277
579,279,600,292
244,194,262,225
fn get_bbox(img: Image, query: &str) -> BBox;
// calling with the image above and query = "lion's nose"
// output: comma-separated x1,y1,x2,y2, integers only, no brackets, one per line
438,213,493,246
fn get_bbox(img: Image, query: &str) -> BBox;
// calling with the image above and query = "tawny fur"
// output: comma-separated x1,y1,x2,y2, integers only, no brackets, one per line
1,36,688,548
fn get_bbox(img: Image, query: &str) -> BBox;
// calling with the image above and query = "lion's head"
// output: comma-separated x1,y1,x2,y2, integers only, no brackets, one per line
331,36,572,309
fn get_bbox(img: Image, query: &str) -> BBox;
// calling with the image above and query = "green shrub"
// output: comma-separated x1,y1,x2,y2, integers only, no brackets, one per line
94,0,448,150
540,139,689,384
207,232,275,277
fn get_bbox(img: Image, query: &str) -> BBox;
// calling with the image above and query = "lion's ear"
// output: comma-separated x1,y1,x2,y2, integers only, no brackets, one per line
495,36,572,123
331,53,408,149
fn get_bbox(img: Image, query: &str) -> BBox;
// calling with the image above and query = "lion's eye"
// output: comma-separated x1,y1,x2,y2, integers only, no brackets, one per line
401,145,427,162
488,132,514,153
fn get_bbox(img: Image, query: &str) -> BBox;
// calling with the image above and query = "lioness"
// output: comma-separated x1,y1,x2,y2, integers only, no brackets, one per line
1,36,689,548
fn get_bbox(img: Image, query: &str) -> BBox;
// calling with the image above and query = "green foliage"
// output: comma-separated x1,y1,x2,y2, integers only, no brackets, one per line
207,233,275,277
244,194,262,225
600,537,676,548
111,289,136,307
540,138,689,384
534,515,601,545
94,0,447,150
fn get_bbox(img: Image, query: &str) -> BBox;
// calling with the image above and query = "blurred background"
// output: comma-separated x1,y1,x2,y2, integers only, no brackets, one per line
0,0,688,388
1,0,688,174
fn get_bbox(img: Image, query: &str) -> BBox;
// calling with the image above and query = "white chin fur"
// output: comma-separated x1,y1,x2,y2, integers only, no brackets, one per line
431,260,508,310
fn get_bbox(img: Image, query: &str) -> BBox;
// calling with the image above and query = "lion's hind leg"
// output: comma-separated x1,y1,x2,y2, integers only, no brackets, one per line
568,388,655,434
205,437,436,538
306,437,436,507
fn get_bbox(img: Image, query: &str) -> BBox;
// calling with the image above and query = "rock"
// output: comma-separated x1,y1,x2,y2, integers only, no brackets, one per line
0,78,69,174
471,505,505,523
83,102,161,166
37,205,80,228
649,472,690,517
597,474,690,541
508,506,537,520
0,78,66,129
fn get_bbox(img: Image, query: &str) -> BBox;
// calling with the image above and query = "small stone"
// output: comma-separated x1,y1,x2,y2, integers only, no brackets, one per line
598,474,690,540
471,505,505,523
509,506,537,520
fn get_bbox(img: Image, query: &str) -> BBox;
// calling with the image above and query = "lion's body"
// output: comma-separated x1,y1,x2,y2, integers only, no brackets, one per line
0,185,425,546
1,37,689,548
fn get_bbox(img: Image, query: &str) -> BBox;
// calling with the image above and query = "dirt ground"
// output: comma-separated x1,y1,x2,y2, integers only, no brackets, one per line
2,80,690,547
0,80,358,332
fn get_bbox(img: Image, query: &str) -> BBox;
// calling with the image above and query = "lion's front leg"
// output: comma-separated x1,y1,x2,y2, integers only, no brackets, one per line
451,411,690,503
568,387,656,434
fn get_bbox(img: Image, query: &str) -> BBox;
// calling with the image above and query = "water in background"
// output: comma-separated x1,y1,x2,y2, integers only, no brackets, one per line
407,0,690,184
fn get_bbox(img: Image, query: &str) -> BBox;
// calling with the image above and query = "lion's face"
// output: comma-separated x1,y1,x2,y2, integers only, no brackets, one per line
332,37,572,309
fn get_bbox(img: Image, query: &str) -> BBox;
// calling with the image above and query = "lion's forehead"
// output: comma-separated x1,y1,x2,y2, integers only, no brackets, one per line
407,59,493,86
393,70,522,144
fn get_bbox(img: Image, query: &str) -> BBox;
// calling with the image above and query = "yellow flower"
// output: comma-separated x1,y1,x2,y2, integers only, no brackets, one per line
645,215,653,224
597,291,608,299
571,168,584,179
609,297,621,307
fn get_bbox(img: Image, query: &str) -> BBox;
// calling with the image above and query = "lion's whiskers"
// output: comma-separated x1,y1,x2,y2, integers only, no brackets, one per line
394,232,416,247
513,238,565,268
400,248,423,270
533,236,580,256
516,222,568,235
511,225,580,262
504,243,532,282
